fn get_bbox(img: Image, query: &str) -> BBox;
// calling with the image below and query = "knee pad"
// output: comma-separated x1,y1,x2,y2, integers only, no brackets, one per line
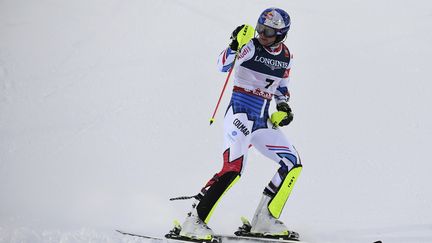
267,164,302,219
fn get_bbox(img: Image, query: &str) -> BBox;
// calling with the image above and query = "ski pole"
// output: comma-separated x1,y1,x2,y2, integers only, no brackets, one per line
208,24,254,125
209,58,236,125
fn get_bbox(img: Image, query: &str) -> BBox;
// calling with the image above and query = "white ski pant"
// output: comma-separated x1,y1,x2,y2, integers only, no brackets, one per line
223,106,300,190
194,104,301,223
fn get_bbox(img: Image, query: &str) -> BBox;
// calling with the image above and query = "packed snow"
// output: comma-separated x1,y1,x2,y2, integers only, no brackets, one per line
1,0,432,242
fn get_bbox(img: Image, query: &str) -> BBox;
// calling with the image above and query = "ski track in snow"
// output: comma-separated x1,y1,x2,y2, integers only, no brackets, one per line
1,225,432,243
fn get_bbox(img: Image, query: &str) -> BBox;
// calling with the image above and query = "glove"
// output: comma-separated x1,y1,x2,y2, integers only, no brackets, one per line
229,24,255,52
271,102,293,127
271,111,293,127
276,102,292,113
229,25,244,51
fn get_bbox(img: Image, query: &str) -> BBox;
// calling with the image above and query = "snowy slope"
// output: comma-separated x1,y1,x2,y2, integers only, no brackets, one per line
1,0,432,242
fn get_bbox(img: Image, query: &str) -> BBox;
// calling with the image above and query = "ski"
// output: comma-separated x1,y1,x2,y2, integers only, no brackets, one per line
219,235,301,243
231,216,300,242
116,229,220,243
116,230,164,241
118,217,302,243
117,230,305,243
165,233,220,243
232,228,299,242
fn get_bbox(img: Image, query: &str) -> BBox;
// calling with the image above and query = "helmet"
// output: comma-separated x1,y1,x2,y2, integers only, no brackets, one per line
256,8,291,45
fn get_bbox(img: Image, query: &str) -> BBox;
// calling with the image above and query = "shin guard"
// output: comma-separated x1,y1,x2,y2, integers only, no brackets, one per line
197,172,240,223
197,148,243,223
268,164,302,219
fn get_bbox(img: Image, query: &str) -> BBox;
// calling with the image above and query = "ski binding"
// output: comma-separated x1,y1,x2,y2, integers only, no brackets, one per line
232,216,300,242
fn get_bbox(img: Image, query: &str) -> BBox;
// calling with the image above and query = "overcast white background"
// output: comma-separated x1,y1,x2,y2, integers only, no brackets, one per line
1,0,432,242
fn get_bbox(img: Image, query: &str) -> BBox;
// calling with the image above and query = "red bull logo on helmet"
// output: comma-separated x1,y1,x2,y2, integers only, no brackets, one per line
264,11,274,20
263,10,284,28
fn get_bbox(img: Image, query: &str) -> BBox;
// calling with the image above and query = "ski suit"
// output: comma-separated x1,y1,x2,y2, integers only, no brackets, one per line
196,38,301,223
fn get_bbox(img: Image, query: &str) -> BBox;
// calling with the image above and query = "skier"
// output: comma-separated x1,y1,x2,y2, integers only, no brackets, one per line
177,7,302,241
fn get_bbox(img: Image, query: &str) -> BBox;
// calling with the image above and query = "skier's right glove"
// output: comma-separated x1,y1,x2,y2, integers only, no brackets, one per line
229,25,244,51
229,24,255,52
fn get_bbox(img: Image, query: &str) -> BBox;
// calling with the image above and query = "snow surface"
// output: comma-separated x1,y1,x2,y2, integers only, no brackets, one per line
1,0,432,242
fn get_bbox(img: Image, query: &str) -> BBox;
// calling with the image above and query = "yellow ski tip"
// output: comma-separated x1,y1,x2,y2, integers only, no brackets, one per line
240,216,250,225
173,219,181,228
209,118,215,125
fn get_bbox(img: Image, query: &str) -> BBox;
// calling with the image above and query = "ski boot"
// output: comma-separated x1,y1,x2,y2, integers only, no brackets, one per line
251,194,290,235
235,194,299,241
166,206,217,242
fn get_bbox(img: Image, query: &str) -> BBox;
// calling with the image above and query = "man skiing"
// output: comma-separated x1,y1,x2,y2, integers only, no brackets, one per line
176,7,302,241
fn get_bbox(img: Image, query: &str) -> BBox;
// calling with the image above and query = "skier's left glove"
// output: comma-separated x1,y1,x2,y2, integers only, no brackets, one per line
271,102,294,127
276,102,292,113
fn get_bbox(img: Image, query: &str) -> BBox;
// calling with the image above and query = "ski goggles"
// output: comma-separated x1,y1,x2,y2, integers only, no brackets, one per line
256,23,278,37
